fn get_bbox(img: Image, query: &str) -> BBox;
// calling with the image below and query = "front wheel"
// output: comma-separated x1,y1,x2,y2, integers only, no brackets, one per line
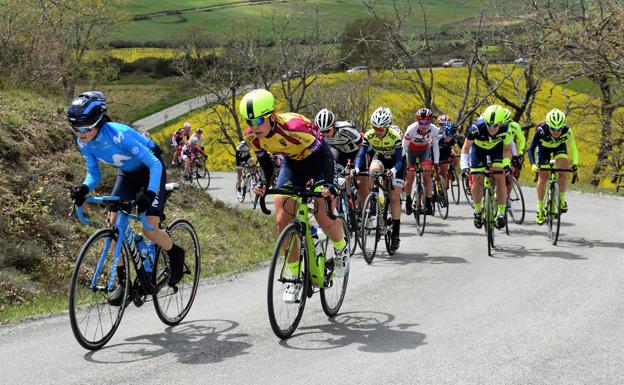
69,228,130,350
153,219,201,325
267,223,309,339
485,188,495,256
194,159,210,190
449,166,460,205
547,183,561,245
320,217,350,317
413,180,426,236
507,178,525,225
436,174,449,220
360,193,380,264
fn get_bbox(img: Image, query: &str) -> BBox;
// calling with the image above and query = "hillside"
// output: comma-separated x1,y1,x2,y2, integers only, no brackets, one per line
0,89,274,323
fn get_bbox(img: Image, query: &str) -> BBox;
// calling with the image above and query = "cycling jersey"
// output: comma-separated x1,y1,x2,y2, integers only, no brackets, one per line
236,141,251,158
508,121,526,156
171,128,190,146
528,124,579,165
466,119,512,149
403,122,440,163
244,112,333,186
323,121,362,154
188,133,205,148
355,128,403,172
78,122,162,194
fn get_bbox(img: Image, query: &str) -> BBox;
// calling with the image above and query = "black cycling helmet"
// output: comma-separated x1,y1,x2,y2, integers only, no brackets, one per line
67,91,107,128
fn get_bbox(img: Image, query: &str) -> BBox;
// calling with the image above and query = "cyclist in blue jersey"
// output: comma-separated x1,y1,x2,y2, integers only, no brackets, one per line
67,91,185,305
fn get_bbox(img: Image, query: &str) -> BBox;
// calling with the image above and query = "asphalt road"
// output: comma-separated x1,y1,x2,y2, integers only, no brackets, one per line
1,172,623,385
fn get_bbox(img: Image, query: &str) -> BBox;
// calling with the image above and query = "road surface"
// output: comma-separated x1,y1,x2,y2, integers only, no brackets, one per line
1,172,623,385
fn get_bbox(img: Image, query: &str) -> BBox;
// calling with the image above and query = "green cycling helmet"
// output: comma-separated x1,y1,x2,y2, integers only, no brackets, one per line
482,105,506,126
239,89,275,119
502,108,513,123
546,108,566,130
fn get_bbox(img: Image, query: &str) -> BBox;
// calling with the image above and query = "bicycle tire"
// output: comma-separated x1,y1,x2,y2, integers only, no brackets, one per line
153,219,201,325
384,206,395,256
267,222,309,339
414,181,426,236
69,228,130,350
485,188,494,256
194,160,210,190
462,174,474,208
320,217,350,317
550,183,562,245
450,166,460,204
508,177,525,225
436,174,449,220
360,192,380,264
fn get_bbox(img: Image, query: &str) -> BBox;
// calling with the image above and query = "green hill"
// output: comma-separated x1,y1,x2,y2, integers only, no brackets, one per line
0,89,274,323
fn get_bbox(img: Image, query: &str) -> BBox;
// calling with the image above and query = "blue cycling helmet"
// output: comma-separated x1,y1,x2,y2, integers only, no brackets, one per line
443,121,458,136
67,91,107,128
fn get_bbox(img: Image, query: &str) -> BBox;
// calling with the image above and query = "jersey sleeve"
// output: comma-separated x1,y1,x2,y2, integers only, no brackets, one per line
355,133,372,170
528,127,543,165
117,133,163,193
466,125,479,141
567,128,579,165
511,122,526,154
79,144,102,191
431,126,440,164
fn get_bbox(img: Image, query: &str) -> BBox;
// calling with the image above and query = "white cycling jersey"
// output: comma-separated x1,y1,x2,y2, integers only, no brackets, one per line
323,121,362,154
402,122,440,163
188,133,205,148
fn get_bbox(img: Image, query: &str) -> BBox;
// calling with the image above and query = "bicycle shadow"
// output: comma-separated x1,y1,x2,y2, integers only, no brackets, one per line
492,244,587,260
279,311,427,353
83,319,251,365
371,251,468,266
509,227,623,250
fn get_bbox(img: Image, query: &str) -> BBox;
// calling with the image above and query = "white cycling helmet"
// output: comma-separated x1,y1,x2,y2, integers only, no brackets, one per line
437,114,449,124
183,122,191,129
314,108,335,132
371,107,392,128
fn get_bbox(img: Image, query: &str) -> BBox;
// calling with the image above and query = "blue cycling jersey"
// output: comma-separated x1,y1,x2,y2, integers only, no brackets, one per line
78,122,162,193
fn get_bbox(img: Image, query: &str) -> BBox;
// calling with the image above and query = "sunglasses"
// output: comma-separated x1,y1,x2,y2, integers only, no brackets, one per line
246,115,269,127
418,121,430,126
373,126,387,130
486,123,500,128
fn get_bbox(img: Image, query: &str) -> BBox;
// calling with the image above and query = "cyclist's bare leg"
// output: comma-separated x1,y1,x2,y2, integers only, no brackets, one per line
388,181,402,219
143,215,173,251
492,170,507,206
536,169,549,200
440,163,449,188
404,167,415,197
556,157,569,193
275,195,298,263
236,168,243,188
423,164,433,198
471,174,485,205
357,176,369,206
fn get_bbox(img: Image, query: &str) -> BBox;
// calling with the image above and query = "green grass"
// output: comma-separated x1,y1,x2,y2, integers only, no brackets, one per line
562,77,601,98
110,0,510,44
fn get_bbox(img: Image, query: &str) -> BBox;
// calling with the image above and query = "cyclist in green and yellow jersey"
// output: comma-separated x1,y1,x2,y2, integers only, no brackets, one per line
528,108,579,224
460,105,513,229
502,108,526,205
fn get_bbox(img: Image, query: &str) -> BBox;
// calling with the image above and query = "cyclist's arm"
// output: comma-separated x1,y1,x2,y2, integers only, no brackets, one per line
460,137,473,170
527,129,540,165
319,142,336,186
392,142,403,173
567,128,579,166
355,143,369,170
432,128,440,164
80,149,101,192
502,132,513,167
514,123,526,154
257,152,274,183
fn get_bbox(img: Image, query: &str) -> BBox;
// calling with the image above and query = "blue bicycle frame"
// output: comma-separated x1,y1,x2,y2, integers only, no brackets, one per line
75,196,154,292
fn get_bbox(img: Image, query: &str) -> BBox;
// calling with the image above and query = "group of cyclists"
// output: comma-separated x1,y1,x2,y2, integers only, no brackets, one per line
66,87,580,306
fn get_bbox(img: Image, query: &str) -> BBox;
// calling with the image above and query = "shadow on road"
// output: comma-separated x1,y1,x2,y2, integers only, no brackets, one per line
493,244,587,260
83,319,251,365
365,251,468,267
279,311,426,352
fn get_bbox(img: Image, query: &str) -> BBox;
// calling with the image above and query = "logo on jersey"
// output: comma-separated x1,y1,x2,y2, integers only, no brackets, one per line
113,132,124,144
131,147,139,155
100,154,131,167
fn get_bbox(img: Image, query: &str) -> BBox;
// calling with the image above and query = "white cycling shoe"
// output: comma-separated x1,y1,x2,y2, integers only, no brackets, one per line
282,283,302,303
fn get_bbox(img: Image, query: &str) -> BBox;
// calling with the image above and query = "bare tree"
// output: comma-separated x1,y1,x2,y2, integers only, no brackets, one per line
528,0,624,185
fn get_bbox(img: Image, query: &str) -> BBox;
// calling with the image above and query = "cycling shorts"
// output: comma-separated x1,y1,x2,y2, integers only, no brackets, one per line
406,148,432,167
536,143,568,166
331,147,359,169
236,153,252,169
276,143,336,189
370,155,405,187
470,142,504,170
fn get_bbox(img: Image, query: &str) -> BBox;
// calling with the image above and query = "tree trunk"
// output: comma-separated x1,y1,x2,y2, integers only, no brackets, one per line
591,79,615,186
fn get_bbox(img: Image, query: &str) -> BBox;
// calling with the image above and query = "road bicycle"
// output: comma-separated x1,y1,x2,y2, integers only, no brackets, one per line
534,160,577,245
68,184,200,350
469,156,505,257
445,157,461,205
335,164,361,256
407,160,428,236
259,187,349,339
506,176,526,225
236,161,260,203
431,169,449,220
359,171,396,263
183,153,210,190
462,173,474,209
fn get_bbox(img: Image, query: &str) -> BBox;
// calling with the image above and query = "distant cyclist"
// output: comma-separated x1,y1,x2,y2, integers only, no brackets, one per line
171,122,191,166
67,91,185,305
528,108,579,224
181,128,206,177
235,139,255,192
437,120,460,188
403,107,440,216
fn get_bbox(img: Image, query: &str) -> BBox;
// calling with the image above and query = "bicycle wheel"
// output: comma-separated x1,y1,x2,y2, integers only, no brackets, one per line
384,212,395,256
436,175,449,220
485,188,494,256
69,228,130,350
450,166,460,204
321,217,350,317
360,193,380,264
267,222,309,339
153,219,201,325
194,159,210,190
347,193,361,257
462,174,474,208
508,178,525,225
548,183,562,245
414,181,426,236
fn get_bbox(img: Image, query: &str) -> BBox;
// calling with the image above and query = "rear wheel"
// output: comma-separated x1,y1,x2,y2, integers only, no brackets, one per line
462,174,474,208
383,204,395,256
547,183,562,245
267,223,308,339
436,174,449,220
507,177,525,225
194,158,210,190
320,217,349,317
360,193,380,264
69,229,129,350
485,188,495,256
449,166,460,204
153,219,201,325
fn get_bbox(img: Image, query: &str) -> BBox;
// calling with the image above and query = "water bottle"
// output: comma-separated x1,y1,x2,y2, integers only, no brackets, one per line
311,226,326,258
134,235,153,273
379,189,385,208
